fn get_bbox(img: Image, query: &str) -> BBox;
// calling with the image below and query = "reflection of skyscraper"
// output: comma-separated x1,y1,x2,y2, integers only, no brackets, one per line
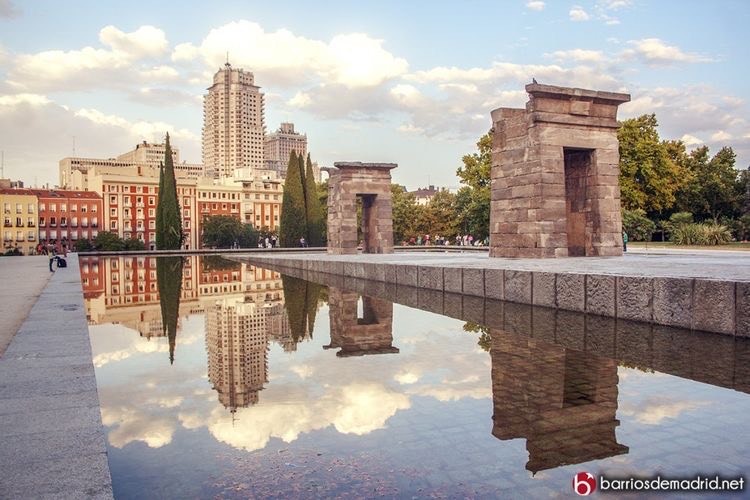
205,297,270,410
325,289,398,357
490,328,628,473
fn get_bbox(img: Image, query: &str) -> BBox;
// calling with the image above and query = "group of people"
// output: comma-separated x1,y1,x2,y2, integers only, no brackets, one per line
258,234,278,249
36,239,68,258
404,234,488,247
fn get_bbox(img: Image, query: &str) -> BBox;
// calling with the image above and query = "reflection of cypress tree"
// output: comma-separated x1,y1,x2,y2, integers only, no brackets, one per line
281,275,323,342
305,281,323,338
157,256,183,364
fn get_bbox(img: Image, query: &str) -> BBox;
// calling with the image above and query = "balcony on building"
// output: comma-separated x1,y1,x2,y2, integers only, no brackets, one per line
27,234,35,241
3,221,11,228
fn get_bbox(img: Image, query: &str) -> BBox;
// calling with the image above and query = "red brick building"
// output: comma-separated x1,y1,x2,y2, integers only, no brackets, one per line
32,189,103,246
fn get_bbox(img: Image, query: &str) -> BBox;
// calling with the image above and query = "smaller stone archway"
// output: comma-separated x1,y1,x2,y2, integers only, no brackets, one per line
323,288,398,357
326,162,396,254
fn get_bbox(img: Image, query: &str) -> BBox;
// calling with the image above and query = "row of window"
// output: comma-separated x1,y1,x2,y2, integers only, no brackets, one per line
3,203,35,214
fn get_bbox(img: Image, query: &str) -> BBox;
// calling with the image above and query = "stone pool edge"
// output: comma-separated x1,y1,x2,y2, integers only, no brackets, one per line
237,252,750,338
0,254,114,499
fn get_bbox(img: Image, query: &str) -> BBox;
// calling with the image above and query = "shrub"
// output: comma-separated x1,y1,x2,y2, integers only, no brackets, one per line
622,209,656,241
670,222,731,245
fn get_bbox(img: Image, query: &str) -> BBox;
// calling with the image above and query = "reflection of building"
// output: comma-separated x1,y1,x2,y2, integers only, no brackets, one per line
205,297,270,410
325,289,398,357
490,328,628,473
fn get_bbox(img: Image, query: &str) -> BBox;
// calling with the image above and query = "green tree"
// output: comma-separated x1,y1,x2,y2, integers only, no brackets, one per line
457,132,492,189
391,184,420,244
94,231,125,251
618,114,686,213
415,190,458,238
155,133,183,249
157,256,183,365
304,154,325,246
123,238,146,251
201,215,243,248
456,132,491,240
279,151,307,247
317,179,329,243
455,185,490,239
678,146,740,222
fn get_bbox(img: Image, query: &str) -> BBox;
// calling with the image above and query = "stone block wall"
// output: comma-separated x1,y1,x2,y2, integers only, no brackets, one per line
327,162,396,255
490,84,630,258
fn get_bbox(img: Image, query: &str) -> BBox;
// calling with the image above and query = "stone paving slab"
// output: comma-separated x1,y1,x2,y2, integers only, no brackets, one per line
0,256,51,357
238,248,750,337
0,254,113,499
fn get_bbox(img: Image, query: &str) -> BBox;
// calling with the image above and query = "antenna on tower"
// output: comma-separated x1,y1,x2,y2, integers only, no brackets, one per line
226,51,230,66
1,150,4,178
72,136,76,156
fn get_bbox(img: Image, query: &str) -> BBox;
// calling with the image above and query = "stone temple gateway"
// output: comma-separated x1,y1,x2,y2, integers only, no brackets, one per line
490,84,631,258
327,162,397,255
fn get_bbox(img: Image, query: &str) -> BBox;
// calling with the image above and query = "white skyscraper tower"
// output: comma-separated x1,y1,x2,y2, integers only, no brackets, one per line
202,62,266,178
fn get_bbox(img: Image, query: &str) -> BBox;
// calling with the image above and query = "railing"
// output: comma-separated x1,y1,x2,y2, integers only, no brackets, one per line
27,235,35,241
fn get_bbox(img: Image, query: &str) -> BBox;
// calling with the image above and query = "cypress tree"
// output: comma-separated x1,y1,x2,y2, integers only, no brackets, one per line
155,133,183,249
279,151,307,247
304,153,324,246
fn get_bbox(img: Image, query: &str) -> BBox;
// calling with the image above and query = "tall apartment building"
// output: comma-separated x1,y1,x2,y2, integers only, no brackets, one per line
264,122,307,178
203,63,266,179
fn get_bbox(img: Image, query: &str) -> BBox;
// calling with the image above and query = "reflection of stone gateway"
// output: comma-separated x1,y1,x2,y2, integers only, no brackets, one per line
490,84,630,258
490,327,628,473
326,162,396,255
325,288,398,357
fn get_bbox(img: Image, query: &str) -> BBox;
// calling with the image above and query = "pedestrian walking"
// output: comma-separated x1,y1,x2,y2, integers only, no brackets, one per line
622,231,628,252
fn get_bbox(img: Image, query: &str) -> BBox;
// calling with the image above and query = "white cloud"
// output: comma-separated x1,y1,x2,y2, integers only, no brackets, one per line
0,94,200,185
620,398,708,425
598,0,632,9
170,21,407,89
569,6,591,21
622,38,713,66
526,1,545,11
710,130,732,142
6,25,173,92
99,25,168,59
0,93,50,106
680,134,703,146
545,49,604,63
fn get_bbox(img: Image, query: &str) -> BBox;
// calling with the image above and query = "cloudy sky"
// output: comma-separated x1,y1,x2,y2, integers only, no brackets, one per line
0,0,748,189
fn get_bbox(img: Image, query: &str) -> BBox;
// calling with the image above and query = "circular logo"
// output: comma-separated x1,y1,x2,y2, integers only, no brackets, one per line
573,472,597,496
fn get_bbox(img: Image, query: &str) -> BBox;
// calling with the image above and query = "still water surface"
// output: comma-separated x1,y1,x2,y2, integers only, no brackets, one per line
80,255,750,498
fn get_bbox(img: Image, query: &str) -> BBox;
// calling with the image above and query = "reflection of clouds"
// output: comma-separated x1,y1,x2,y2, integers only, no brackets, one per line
331,383,410,435
90,315,205,368
290,364,315,379
101,406,175,448
621,398,708,425
208,382,409,451
394,371,420,384
411,386,491,402
91,303,491,452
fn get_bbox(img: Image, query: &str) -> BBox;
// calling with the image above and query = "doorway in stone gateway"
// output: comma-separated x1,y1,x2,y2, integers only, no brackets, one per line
359,194,377,253
356,295,379,325
563,148,593,257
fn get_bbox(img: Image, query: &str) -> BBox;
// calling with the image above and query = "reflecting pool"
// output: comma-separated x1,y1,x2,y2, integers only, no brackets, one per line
79,255,750,498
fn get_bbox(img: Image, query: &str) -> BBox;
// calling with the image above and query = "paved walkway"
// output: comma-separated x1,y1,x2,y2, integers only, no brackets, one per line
0,256,52,358
0,254,113,499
